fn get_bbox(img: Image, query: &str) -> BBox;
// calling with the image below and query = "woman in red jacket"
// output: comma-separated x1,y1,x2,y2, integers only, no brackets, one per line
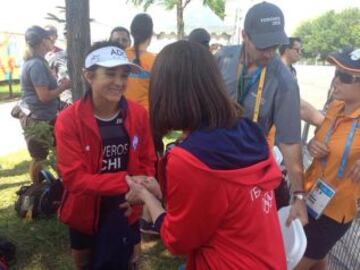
55,41,156,270
126,41,286,270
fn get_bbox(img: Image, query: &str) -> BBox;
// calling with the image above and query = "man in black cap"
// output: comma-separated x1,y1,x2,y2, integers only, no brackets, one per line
216,2,308,225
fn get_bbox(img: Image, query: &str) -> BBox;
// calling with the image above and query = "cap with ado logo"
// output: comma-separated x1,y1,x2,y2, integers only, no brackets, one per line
85,46,142,73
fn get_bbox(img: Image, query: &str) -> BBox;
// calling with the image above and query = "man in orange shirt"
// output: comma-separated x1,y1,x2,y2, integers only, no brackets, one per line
295,48,360,270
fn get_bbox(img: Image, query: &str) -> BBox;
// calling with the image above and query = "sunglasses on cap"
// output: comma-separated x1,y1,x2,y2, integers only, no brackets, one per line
335,70,360,84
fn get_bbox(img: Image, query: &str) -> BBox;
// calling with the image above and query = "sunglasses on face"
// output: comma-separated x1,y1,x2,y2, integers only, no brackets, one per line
335,70,360,84
257,45,279,52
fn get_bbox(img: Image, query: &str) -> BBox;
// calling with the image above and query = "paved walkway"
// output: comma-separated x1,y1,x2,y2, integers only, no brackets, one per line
0,65,334,157
0,101,26,157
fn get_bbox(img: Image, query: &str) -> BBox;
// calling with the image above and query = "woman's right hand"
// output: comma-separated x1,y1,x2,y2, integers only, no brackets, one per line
125,175,147,205
141,177,162,199
308,138,329,159
130,175,162,199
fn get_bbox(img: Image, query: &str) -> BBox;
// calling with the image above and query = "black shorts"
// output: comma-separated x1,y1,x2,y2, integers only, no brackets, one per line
304,214,352,260
69,222,140,250
69,228,95,250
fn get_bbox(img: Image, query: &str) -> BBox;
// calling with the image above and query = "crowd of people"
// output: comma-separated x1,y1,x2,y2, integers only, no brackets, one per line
14,1,360,270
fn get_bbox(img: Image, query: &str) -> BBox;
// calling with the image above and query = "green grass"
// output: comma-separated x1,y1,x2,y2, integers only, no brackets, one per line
0,150,182,269
0,83,21,102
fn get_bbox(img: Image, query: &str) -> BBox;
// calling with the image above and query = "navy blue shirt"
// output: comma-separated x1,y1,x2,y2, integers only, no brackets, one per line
96,111,129,212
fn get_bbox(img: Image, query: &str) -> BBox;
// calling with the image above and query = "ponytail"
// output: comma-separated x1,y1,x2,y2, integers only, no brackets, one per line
133,41,141,66
130,13,153,68
23,46,35,61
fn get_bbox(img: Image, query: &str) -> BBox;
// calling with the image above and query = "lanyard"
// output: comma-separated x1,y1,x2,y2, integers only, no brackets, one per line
238,66,262,104
323,117,359,179
252,68,267,123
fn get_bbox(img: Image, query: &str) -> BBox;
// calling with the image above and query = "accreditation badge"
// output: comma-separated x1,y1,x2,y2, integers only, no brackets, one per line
306,179,336,220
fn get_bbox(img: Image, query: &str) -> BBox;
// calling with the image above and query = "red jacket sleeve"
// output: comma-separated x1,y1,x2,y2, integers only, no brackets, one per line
138,109,156,176
160,149,229,255
55,113,129,196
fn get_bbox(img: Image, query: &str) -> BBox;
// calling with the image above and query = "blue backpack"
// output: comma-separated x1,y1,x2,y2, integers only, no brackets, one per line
14,170,63,219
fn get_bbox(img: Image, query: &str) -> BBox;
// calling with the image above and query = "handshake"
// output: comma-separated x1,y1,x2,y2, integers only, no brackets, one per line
125,175,162,206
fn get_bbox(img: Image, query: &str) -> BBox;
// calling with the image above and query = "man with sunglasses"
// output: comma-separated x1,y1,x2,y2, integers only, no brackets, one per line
216,2,308,226
280,37,302,79
280,38,325,127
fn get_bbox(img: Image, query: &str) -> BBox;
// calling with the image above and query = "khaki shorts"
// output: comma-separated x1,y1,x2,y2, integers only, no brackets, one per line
19,114,53,161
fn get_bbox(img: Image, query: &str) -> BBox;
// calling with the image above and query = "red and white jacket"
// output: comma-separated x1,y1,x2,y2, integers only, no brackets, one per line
158,119,286,270
55,97,156,235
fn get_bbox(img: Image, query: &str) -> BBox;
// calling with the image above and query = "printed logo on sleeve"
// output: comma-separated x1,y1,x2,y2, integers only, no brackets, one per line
132,135,139,150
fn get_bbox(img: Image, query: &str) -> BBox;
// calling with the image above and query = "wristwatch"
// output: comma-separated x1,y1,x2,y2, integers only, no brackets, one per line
292,193,305,202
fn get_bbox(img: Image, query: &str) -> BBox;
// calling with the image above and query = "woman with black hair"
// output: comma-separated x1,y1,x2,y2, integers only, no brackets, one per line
55,41,156,270
124,13,155,111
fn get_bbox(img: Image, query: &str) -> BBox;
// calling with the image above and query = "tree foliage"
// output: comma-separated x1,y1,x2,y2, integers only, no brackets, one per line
294,8,360,59
130,0,225,39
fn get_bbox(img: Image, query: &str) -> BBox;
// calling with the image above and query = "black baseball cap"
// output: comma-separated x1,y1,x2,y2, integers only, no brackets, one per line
25,26,51,47
44,25,58,37
244,2,288,49
327,48,360,75
188,28,211,48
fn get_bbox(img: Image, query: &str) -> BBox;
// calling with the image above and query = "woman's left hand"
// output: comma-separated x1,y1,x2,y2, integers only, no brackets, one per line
348,159,360,183
125,175,147,205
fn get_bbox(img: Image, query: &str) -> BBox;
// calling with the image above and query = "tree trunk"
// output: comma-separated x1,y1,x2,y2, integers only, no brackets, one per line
176,0,184,40
65,0,91,101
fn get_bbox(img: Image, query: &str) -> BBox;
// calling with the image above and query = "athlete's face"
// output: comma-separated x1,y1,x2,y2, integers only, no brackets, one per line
84,66,130,104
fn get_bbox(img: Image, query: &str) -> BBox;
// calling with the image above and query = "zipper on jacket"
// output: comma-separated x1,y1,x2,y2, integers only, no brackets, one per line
91,98,129,233
58,188,68,218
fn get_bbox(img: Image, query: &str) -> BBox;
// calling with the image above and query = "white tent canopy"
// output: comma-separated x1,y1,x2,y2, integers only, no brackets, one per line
90,0,232,39
0,0,234,52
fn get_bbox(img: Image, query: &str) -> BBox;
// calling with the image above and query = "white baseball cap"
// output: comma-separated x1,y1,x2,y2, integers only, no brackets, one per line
84,46,142,73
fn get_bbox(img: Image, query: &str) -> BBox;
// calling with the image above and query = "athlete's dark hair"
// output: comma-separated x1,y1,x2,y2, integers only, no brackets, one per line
149,41,243,150
130,13,153,67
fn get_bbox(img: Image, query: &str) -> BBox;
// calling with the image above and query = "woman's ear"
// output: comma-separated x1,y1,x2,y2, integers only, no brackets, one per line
83,69,94,84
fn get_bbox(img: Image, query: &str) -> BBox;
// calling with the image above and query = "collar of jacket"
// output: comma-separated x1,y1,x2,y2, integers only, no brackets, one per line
76,95,128,140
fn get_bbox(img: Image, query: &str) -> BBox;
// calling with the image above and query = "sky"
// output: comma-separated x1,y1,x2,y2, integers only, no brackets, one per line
0,0,359,39
225,0,360,34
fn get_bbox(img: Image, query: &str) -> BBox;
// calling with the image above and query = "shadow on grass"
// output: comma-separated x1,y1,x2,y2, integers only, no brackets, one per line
0,204,72,270
0,93,21,104
0,160,30,178
0,180,28,192
141,236,183,270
